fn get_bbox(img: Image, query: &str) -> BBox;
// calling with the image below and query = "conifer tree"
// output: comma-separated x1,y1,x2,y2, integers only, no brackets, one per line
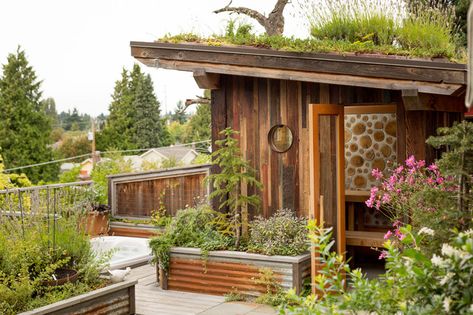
0,48,58,183
98,64,170,150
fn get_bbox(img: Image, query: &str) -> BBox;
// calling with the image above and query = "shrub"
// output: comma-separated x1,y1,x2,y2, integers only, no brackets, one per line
149,203,233,271
281,223,473,314
0,193,105,314
248,209,308,256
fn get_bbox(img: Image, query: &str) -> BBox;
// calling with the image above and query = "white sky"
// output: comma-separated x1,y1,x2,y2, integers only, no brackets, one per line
0,0,308,116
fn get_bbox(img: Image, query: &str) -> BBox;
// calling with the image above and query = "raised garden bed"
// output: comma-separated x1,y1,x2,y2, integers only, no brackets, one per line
109,221,162,238
158,247,310,297
19,280,137,315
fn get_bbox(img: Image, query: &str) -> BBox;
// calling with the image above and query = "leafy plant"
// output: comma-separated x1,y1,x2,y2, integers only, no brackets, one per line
248,209,308,256
224,288,247,302
149,203,233,272
90,152,133,205
206,128,262,248
254,267,286,306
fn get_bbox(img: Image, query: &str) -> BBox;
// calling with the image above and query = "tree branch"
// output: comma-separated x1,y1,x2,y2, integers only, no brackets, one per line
213,6,267,27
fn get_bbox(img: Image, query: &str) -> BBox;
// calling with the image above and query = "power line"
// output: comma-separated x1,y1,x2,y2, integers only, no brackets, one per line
1,140,212,173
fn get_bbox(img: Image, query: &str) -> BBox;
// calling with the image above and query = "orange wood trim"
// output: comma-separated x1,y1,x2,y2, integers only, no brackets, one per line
309,103,345,293
344,104,396,114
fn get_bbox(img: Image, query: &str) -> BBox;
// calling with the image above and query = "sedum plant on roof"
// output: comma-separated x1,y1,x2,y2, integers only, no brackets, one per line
158,0,465,61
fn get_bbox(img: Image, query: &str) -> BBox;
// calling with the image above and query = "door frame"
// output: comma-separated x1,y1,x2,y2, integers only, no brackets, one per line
309,104,346,288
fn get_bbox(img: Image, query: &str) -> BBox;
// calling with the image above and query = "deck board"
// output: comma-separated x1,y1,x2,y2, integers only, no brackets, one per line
127,264,276,315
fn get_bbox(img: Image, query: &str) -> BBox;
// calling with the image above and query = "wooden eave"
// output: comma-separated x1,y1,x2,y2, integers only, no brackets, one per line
130,41,466,96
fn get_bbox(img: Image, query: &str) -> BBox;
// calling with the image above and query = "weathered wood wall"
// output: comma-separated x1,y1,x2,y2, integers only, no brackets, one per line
211,75,463,218
109,166,210,218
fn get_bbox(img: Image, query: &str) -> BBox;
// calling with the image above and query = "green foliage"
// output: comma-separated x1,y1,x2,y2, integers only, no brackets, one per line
248,209,308,256
310,1,397,46
149,203,233,272
206,128,262,248
160,156,182,169
0,47,58,183
192,153,211,165
0,155,31,189
182,101,211,145
90,154,133,204
98,65,170,151
397,2,457,57
57,132,91,160
427,120,473,216
161,2,465,61
0,200,105,314
57,108,91,131
254,268,286,306
59,165,81,183
224,288,247,302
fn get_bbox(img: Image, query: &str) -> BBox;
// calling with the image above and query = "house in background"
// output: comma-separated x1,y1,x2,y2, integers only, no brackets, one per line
140,146,199,166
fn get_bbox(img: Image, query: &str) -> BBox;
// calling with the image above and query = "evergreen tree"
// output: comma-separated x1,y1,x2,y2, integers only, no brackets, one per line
171,101,188,124
99,64,170,150
131,73,170,148
183,100,211,144
0,48,58,183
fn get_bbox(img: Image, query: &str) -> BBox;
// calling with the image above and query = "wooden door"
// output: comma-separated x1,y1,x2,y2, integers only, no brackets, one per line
309,104,345,288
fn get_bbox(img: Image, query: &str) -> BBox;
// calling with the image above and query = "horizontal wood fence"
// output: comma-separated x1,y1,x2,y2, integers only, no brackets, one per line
108,165,211,218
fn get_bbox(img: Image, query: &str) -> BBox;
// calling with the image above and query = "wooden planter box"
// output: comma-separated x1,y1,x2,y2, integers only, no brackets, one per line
109,221,162,238
19,280,137,315
158,247,310,296
83,210,109,237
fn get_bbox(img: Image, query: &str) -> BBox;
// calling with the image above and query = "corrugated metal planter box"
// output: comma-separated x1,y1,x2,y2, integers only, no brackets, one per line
19,280,137,315
109,221,162,238
158,247,310,296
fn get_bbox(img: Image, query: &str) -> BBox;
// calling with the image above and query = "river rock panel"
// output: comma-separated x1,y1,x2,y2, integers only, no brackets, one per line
344,112,396,190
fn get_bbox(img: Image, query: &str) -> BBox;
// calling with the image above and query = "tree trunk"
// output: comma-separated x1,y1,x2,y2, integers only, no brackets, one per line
214,0,289,36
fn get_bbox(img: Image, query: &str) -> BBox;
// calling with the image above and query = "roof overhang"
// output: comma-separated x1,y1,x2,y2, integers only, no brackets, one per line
131,41,467,96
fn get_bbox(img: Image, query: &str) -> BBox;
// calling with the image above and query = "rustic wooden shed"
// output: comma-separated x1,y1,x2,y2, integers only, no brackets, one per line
131,41,466,275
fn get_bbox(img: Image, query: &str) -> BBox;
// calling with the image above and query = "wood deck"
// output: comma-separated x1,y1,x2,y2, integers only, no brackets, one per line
127,264,276,315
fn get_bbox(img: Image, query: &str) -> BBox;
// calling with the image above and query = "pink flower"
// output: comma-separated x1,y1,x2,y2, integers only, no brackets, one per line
378,251,388,260
384,230,392,239
416,160,426,168
372,168,383,180
436,177,444,184
427,163,438,172
408,176,415,185
399,233,406,241
393,220,401,228
365,197,374,208
426,177,435,185
395,165,404,174
381,193,391,203
406,155,416,168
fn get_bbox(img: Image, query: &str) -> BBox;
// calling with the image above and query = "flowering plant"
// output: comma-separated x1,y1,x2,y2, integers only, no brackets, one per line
281,224,473,314
365,155,463,250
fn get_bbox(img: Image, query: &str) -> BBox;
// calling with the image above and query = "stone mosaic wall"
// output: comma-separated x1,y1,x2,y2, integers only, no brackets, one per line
345,113,397,190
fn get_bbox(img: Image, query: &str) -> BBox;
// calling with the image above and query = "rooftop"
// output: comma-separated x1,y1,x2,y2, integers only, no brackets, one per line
131,41,466,96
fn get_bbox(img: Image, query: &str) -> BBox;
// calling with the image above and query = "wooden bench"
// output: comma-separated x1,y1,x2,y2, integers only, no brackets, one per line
346,230,385,248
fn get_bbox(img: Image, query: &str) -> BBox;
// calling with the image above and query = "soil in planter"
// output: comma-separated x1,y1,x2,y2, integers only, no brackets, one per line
42,268,78,287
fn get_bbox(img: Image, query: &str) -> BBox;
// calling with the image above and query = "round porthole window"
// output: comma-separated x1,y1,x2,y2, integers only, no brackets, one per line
268,125,294,153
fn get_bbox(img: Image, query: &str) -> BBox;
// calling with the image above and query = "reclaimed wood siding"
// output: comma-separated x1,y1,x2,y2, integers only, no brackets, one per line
115,173,207,217
212,75,395,217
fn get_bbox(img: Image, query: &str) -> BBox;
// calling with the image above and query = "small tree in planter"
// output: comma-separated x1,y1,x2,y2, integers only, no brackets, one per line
206,128,262,248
